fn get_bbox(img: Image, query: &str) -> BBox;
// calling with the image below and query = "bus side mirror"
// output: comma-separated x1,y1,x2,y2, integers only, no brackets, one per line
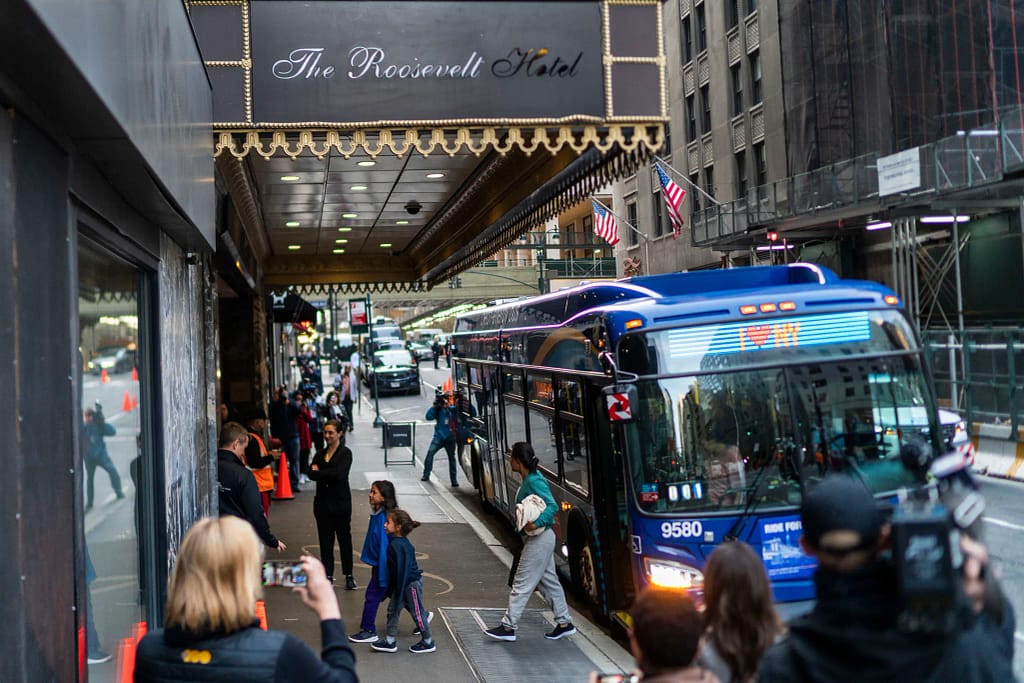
603,384,637,423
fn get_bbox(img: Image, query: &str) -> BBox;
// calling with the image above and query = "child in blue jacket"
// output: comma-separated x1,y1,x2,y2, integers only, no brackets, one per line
371,509,435,654
348,480,397,643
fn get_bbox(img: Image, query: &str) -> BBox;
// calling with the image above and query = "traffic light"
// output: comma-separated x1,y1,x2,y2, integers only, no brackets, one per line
766,230,779,242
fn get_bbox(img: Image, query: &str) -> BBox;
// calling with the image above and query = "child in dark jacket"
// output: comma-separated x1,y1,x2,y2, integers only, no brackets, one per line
348,480,397,644
370,509,435,654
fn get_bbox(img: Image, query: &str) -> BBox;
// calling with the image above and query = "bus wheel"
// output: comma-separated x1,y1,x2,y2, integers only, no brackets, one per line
569,533,599,612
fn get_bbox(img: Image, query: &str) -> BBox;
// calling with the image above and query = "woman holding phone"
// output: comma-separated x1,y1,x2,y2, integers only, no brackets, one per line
309,419,357,589
134,516,358,682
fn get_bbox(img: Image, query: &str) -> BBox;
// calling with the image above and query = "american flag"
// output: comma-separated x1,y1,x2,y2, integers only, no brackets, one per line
591,200,620,246
655,163,686,239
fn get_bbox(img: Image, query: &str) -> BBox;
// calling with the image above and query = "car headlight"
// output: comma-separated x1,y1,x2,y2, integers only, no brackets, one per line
643,557,703,590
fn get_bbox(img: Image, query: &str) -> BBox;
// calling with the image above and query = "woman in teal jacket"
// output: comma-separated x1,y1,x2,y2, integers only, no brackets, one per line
484,442,577,642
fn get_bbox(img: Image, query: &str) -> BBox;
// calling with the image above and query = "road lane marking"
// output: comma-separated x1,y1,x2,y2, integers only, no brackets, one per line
984,516,1024,532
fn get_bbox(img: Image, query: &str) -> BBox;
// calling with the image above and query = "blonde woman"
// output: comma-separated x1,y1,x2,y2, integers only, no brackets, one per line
134,516,358,682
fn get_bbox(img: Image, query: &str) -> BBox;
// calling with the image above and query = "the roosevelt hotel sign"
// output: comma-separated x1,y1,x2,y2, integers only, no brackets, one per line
250,1,605,123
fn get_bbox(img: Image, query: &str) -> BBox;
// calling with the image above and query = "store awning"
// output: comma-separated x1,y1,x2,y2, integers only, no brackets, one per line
266,291,318,324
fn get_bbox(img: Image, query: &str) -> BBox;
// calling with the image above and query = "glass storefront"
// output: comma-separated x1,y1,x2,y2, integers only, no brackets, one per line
78,236,151,678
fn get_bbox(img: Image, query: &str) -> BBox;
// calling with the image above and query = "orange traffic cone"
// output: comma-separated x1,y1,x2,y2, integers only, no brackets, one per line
255,600,268,630
272,451,294,500
131,395,138,410
122,391,132,412
101,369,110,384
443,377,453,393
131,366,138,381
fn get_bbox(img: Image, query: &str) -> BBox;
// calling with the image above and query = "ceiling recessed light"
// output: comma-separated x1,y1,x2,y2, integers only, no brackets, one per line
335,239,348,244
426,172,445,179
280,175,301,182
357,160,376,167
342,213,358,218
395,220,409,225
350,185,368,191
332,248,345,254
285,220,301,228
338,227,352,232
380,243,392,248
287,245,301,250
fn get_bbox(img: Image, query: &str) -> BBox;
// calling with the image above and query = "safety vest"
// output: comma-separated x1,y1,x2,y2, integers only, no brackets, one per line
247,432,275,493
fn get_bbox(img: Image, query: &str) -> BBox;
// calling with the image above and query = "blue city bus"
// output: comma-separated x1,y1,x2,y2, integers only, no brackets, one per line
450,264,944,626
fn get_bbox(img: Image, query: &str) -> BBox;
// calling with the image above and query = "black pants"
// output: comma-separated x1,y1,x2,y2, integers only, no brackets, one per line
314,497,353,579
85,454,123,507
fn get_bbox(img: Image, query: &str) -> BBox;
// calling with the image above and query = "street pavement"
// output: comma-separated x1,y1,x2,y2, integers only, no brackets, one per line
261,369,633,683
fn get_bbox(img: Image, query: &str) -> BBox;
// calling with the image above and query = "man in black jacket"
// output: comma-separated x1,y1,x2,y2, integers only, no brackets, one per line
758,475,1016,682
218,422,285,551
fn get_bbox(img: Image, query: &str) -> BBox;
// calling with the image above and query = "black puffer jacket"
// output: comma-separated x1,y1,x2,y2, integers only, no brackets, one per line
758,561,1017,683
134,619,358,683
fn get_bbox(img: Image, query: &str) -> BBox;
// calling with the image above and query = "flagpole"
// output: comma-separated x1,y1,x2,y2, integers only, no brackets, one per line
592,197,651,274
655,155,723,207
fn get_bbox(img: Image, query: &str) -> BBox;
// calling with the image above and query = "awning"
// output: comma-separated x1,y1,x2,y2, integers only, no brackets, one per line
266,291,318,324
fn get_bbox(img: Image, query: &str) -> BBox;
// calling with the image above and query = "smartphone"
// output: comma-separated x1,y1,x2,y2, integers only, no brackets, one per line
261,560,307,587
595,674,639,683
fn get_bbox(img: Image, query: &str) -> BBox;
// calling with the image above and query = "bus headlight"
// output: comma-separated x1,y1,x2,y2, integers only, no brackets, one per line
643,557,703,589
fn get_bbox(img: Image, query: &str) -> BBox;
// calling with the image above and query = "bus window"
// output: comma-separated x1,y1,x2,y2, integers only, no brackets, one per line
528,406,559,476
556,379,584,418
503,370,524,398
562,416,589,496
503,396,528,450
527,372,553,406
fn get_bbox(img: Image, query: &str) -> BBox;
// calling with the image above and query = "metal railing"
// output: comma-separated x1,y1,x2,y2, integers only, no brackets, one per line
922,327,1024,436
693,104,1024,247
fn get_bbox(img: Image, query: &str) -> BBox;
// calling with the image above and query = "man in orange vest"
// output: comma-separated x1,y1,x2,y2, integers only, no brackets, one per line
244,407,278,517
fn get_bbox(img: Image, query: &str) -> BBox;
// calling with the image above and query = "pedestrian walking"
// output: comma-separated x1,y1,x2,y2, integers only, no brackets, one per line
431,339,441,369
82,403,125,510
370,509,436,654
309,419,356,589
295,391,315,485
342,365,357,432
134,516,358,682
484,442,576,642
699,541,782,683
349,480,398,644
421,388,474,486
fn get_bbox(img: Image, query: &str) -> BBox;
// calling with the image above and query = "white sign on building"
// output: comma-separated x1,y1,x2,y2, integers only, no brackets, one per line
877,147,921,196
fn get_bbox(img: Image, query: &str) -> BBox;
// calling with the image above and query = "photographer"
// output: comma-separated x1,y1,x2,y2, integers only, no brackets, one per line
420,388,474,487
82,403,125,510
758,475,1016,683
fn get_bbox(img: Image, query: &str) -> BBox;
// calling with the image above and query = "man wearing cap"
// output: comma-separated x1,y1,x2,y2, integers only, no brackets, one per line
244,407,278,517
758,475,1015,682
421,388,474,487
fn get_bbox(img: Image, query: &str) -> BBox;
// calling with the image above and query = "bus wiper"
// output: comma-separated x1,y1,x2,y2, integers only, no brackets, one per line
723,442,773,541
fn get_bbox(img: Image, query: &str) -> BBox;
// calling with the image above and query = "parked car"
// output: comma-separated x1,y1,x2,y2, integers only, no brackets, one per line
364,348,420,396
88,346,136,375
407,340,434,362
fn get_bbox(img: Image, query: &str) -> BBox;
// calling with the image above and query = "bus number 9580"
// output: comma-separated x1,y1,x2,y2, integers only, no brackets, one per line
660,521,703,539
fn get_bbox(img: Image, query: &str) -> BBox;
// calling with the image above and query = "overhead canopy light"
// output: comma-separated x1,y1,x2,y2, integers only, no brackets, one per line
920,215,969,224
866,221,891,231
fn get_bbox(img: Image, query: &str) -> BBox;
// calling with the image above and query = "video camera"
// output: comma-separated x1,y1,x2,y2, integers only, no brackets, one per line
298,382,319,400
891,435,985,634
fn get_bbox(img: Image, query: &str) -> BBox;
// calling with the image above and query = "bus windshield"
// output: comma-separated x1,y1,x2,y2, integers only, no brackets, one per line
621,310,937,514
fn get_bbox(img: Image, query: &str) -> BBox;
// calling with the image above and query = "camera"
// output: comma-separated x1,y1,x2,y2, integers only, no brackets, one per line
262,561,307,588
298,382,319,400
404,200,421,215
891,438,985,634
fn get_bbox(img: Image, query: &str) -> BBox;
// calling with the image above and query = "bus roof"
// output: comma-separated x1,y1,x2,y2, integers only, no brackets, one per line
454,265,899,333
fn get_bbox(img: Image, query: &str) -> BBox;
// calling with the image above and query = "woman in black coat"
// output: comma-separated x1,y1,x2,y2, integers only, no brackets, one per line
309,419,357,590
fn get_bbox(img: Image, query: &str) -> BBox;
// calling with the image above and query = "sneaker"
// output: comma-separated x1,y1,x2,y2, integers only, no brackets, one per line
450,481,459,487
412,610,435,635
345,575,357,590
483,625,516,642
87,650,112,664
348,629,378,643
371,638,398,653
409,639,436,654
420,475,431,482
544,622,577,640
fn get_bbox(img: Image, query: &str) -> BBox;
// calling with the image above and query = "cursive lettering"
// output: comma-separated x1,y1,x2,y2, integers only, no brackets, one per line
492,47,583,78
347,46,484,79
272,48,336,79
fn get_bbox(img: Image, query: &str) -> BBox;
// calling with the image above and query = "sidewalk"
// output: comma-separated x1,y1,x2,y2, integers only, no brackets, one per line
261,390,633,682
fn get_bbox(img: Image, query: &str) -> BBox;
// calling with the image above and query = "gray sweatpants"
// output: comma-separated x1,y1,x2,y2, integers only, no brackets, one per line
501,527,571,630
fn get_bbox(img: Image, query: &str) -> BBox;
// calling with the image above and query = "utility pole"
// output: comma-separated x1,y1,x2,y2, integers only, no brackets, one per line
368,292,383,428
537,246,547,294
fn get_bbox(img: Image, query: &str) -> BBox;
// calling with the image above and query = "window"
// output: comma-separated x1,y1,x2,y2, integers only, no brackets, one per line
705,166,715,204
747,0,758,14
653,185,666,238
79,236,152,679
663,124,672,156
555,379,587,494
582,215,594,245
696,4,707,52
731,63,743,116
686,95,697,140
690,173,702,221
700,85,711,133
728,0,739,29
736,151,748,199
750,50,762,104
754,141,766,188
682,15,693,63
627,197,639,246
504,397,528,450
527,373,558,475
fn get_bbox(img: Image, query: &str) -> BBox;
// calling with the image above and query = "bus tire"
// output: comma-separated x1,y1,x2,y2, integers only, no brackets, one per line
471,445,495,514
567,522,602,618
